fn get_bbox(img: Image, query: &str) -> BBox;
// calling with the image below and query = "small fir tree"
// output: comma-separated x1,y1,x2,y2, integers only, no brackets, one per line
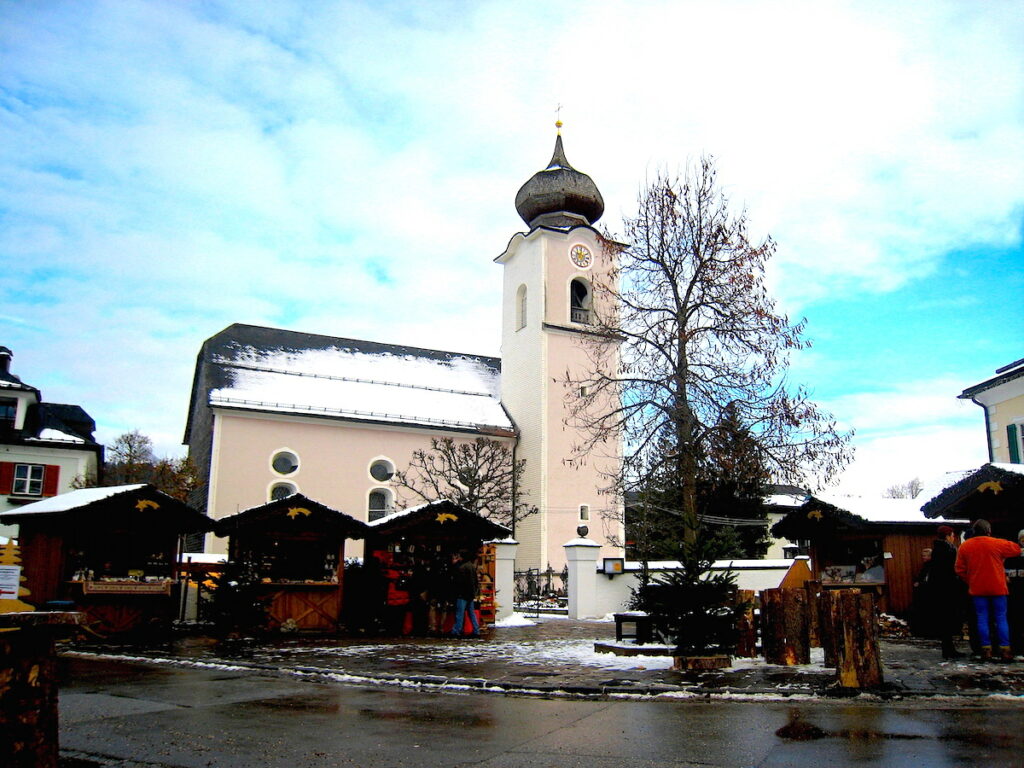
631,528,747,656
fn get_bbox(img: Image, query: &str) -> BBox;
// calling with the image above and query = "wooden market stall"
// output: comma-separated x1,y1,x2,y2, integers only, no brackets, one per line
0,484,213,635
771,495,967,616
920,463,1024,537
213,493,369,632
363,500,511,635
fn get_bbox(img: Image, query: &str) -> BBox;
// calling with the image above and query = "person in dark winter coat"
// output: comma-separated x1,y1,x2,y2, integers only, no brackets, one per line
449,550,480,638
929,525,965,659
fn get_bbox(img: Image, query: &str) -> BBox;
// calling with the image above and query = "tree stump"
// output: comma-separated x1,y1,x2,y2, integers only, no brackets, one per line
760,587,810,665
818,589,839,667
735,589,758,658
827,589,884,689
803,580,822,648
0,612,83,768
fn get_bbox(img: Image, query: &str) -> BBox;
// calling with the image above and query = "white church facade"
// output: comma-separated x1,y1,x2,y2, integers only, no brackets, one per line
185,132,623,571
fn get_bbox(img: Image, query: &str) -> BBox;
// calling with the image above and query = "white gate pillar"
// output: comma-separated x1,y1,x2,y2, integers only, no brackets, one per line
489,538,518,621
564,536,600,619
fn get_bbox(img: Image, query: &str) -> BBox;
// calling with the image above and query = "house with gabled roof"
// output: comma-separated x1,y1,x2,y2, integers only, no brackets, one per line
959,357,1024,464
1,346,103,539
186,131,625,570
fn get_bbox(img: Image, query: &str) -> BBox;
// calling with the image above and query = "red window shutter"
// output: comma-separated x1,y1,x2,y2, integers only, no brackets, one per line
0,462,13,494
42,464,60,496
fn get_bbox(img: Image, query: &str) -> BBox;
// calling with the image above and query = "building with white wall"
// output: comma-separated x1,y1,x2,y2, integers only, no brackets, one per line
0,346,103,539
959,357,1024,464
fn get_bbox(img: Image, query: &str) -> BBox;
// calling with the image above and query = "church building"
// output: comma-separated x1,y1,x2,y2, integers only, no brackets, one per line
185,131,623,571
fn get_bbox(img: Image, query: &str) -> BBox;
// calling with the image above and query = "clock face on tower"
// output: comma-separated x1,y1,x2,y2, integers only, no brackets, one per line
569,243,593,269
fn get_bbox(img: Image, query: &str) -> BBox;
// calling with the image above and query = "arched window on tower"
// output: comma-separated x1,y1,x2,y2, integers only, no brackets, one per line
516,284,527,330
570,279,591,324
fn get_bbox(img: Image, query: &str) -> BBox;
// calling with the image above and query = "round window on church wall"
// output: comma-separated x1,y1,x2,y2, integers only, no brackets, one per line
270,482,297,501
272,450,299,475
370,459,394,482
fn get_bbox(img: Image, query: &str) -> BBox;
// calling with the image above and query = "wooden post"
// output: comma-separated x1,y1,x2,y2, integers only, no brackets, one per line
0,612,83,768
760,588,810,665
735,589,757,658
804,580,821,648
829,589,884,689
818,589,838,667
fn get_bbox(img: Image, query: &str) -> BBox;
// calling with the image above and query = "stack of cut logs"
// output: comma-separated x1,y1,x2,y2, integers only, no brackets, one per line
739,582,883,689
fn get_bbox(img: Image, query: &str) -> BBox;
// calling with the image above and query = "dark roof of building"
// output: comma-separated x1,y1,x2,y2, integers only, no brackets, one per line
214,493,369,539
185,323,512,441
515,134,604,229
0,348,38,394
959,358,1024,399
35,403,97,442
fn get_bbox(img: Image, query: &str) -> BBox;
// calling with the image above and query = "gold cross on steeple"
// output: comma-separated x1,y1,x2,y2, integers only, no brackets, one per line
555,103,563,134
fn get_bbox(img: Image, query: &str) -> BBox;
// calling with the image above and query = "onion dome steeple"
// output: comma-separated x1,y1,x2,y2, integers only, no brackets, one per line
514,126,604,229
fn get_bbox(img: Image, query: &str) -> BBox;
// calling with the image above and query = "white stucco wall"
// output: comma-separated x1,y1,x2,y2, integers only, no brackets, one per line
205,409,515,555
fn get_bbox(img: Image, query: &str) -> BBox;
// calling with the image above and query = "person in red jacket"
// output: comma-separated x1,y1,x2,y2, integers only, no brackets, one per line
955,519,1022,661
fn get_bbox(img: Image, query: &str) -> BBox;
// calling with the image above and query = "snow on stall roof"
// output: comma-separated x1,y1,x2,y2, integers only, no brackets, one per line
0,484,147,516
366,499,440,528
814,493,966,524
916,469,977,505
991,462,1024,477
209,346,512,432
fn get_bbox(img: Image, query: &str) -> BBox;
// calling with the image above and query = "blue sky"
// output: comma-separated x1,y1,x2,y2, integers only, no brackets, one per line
2,0,1021,496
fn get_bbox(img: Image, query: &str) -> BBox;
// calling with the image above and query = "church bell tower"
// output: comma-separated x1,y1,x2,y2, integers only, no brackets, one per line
497,126,623,571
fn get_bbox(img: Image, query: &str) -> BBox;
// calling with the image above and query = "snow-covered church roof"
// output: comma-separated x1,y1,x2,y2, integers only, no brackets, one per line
186,324,514,438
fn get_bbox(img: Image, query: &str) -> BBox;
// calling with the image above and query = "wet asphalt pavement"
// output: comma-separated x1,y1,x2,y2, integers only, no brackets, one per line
62,617,1024,700
58,653,1024,768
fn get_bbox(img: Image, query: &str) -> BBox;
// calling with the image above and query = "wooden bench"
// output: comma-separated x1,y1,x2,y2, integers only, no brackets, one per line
613,612,654,644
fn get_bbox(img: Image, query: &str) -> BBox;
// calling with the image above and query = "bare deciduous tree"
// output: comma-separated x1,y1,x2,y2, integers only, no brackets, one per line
392,437,536,530
883,477,923,499
568,158,853,539
75,429,203,502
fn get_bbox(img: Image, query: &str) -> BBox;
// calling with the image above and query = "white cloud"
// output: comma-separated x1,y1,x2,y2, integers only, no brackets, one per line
1,0,1020,488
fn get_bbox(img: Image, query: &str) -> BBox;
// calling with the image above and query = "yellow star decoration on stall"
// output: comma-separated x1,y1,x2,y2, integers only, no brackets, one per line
977,481,1004,495
807,509,823,521
436,512,458,524
136,500,160,512
287,507,312,519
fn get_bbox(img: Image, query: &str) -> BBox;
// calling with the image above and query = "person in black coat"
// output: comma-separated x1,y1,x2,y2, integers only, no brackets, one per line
448,550,480,638
930,525,965,659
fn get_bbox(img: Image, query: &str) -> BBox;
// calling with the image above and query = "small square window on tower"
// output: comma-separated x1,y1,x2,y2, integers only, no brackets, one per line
579,504,590,521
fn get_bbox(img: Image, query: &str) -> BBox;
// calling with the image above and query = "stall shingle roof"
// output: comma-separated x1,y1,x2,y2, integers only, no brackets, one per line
214,493,368,538
920,463,1024,519
0,484,213,532
367,499,511,541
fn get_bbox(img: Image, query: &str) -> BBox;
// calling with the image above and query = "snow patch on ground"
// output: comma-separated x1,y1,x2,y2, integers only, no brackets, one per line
492,613,537,627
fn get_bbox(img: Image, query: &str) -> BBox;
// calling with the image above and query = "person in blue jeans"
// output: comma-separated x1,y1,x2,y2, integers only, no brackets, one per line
955,519,1022,661
449,550,480,638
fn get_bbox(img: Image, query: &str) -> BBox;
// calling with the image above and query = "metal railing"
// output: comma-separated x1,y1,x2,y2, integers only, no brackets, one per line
570,307,591,324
